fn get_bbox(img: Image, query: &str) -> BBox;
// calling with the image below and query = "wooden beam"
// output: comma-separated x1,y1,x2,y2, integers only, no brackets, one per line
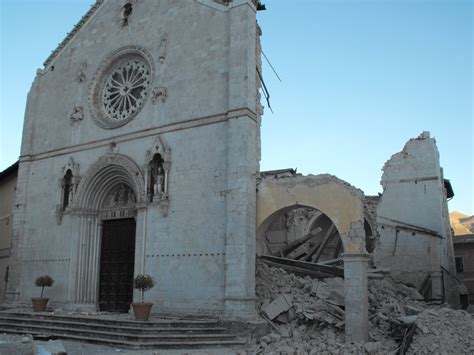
280,227,322,257
260,254,344,277
313,226,338,263
305,225,336,262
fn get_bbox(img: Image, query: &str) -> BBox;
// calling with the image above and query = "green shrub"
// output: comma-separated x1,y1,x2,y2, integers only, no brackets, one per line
35,275,54,298
133,274,155,302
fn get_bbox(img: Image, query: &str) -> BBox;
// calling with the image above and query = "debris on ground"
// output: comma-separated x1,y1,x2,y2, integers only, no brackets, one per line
33,340,67,355
254,260,474,354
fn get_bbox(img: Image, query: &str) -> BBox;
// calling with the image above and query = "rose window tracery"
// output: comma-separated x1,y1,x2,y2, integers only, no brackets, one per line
102,60,151,122
89,46,155,129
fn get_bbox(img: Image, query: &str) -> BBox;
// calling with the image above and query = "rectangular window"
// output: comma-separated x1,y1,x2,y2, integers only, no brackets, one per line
455,257,464,273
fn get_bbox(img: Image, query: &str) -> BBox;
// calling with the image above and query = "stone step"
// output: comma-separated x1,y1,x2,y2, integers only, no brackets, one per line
0,312,247,349
0,327,247,350
0,315,227,334
0,323,237,342
0,312,219,328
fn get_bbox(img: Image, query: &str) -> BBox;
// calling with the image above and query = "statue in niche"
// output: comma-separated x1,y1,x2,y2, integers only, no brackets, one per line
149,153,164,201
62,169,73,211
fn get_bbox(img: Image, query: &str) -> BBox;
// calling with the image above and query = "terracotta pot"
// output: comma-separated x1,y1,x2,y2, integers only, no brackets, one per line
31,298,49,312
132,302,153,321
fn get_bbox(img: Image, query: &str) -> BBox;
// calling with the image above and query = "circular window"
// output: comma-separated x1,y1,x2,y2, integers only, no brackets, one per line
89,46,155,129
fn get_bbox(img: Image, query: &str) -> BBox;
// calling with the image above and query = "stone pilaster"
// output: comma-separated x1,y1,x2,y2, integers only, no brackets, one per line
223,0,257,318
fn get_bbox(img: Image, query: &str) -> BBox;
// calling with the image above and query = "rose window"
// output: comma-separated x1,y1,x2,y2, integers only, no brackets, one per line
102,60,151,122
89,46,155,129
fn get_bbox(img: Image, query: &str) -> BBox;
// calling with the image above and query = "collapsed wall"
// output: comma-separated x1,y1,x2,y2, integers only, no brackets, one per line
374,132,458,306
253,261,474,354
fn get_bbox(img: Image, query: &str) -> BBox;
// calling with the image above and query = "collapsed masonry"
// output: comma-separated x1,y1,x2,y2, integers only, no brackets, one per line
255,132,460,343
253,261,473,354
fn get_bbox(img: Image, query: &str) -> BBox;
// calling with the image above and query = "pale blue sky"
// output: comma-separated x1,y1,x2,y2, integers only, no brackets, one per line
1,0,472,214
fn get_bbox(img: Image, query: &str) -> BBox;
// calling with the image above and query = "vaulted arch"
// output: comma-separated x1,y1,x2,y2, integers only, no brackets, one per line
257,174,366,254
257,173,370,343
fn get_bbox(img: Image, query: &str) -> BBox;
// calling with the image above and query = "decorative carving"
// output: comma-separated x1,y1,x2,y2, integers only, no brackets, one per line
151,87,167,104
70,106,84,122
76,62,88,83
89,46,155,129
121,3,133,27
159,34,167,63
103,183,136,208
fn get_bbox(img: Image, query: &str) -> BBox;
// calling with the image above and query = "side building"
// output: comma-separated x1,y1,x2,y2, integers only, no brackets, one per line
0,162,18,303
453,234,474,307
5,0,262,317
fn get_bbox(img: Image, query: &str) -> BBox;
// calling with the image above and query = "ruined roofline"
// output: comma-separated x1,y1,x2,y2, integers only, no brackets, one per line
42,0,262,69
259,168,297,177
258,171,365,199
453,234,474,243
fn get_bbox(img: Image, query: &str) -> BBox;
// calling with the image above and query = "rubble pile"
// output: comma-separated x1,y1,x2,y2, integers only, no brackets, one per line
255,260,473,354
408,307,474,354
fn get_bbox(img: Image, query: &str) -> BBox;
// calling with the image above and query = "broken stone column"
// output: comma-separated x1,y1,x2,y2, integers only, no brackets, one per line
374,132,458,306
343,253,369,343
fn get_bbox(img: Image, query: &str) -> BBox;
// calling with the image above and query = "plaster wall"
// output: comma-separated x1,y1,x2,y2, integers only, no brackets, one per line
7,0,259,317
256,174,366,254
0,171,17,302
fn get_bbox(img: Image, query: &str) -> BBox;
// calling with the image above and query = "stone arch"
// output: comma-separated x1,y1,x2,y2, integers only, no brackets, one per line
74,153,146,211
257,173,370,342
257,174,366,254
68,153,145,310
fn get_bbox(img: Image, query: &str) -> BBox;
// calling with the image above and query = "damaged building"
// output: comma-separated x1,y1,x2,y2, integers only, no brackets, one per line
256,132,459,309
0,0,468,352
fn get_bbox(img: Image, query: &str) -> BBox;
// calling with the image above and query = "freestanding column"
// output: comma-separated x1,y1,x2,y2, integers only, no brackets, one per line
343,253,369,343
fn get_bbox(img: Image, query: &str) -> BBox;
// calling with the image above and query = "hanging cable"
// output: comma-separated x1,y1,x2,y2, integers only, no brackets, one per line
262,50,282,82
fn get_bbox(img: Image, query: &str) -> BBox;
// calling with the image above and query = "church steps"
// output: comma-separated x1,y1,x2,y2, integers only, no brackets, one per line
0,312,247,349
0,327,247,350
0,312,220,328
0,315,227,334
0,320,231,339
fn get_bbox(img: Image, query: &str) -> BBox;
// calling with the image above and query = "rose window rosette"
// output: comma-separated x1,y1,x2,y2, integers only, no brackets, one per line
102,60,151,122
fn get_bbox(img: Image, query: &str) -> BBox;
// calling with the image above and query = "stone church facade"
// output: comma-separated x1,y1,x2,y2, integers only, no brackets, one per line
6,0,262,317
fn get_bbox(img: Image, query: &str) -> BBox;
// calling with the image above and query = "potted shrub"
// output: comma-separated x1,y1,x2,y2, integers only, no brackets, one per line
32,275,54,312
132,274,155,321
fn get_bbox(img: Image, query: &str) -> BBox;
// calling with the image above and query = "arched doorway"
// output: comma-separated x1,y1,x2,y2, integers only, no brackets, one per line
70,154,146,311
97,182,138,312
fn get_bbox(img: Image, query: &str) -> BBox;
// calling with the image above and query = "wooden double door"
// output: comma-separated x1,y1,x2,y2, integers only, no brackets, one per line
99,218,136,312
